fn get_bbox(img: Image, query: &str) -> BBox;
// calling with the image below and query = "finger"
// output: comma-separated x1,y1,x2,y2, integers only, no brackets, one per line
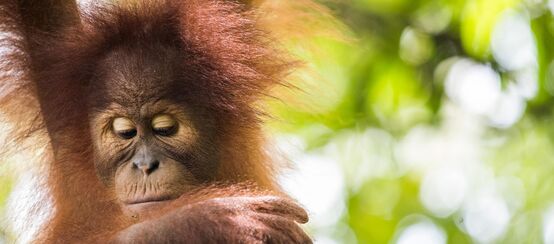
255,228,294,244
256,214,313,244
251,196,309,224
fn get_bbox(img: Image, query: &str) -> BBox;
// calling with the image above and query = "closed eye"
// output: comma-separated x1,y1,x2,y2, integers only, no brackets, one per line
152,114,177,137
112,117,137,139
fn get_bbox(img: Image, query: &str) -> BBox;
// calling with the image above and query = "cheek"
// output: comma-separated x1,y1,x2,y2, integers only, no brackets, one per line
94,153,118,185
158,143,219,181
114,164,136,197
93,144,129,185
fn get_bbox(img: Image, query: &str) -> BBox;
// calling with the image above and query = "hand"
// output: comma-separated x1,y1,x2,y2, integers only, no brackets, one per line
114,195,312,244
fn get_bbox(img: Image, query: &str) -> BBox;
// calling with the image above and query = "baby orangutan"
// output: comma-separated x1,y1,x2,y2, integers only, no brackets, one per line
0,0,311,243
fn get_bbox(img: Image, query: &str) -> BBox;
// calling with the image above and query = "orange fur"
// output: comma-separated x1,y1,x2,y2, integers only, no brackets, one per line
0,0,322,242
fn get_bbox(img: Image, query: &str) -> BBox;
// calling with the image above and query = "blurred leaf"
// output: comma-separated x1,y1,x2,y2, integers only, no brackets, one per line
352,0,414,15
530,13,554,107
365,59,432,132
460,0,519,59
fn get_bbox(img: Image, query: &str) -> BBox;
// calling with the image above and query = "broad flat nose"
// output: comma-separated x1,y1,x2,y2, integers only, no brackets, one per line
134,159,159,175
132,146,160,175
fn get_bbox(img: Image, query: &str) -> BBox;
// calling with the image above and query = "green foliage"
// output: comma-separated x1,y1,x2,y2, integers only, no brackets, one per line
271,0,554,243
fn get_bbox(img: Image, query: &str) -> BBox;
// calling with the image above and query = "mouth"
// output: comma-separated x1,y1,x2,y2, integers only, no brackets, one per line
124,195,174,205
123,195,175,212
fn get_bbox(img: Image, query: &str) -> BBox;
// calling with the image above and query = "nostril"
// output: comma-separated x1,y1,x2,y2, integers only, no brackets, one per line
134,160,159,175
148,160,160,173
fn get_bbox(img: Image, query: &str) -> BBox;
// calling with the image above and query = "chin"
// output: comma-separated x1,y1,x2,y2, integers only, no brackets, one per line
124,200,174,213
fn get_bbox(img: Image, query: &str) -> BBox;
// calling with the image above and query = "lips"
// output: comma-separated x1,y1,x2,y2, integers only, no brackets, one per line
123,195,174,205
123,195,176,213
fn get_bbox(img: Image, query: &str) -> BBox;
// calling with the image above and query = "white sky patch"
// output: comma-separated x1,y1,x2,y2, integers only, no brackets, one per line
445,59,502,116
463,194,511,243
277,136,346,228
395,104,484,173
326,128,397,190
314,235,340,244
420,167,468,218
543,205,554,244
486,85,526,128
395,217,446,244
495,176,526,213
491,10,537,71
513,67,538,99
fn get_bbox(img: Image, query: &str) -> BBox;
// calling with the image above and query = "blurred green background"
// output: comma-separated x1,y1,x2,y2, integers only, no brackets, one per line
4,0,554,243
269,0,554,243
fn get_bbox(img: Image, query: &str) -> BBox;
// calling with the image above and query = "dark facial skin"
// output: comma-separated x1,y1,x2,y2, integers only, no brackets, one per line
88,44,218,214
84,49,313,242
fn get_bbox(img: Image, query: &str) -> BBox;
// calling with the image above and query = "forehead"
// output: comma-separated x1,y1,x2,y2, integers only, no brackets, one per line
91,43,182,108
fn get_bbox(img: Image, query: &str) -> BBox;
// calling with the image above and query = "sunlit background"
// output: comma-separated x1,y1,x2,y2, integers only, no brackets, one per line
3,0,554,243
